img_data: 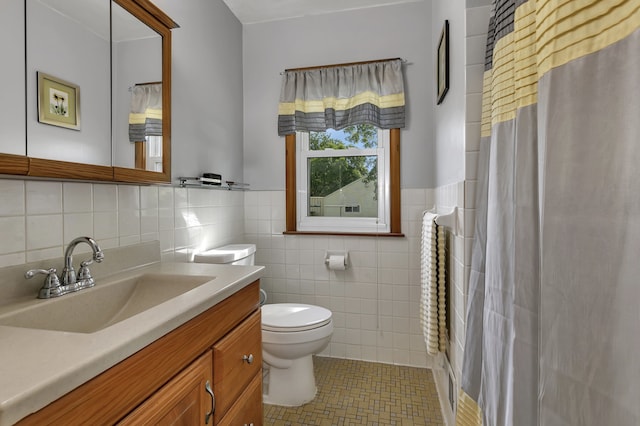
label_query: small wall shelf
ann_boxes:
[177,177,250,191]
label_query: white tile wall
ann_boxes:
[0,180,245,268]
[434,181,465,377]
[26,181,62,215]
[1,178,470,377]
[244,189,436,368]
[0,180,25,216]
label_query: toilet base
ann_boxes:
[263,355,317,406]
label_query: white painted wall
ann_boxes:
[242,2,434,190]
[152,0,245,183]
[431,0,467,187]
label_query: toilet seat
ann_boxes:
[262,303,332,332]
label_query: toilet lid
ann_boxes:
[262,303,332,332]
[193,244,255,264]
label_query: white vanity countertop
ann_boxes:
[0,262,264,426]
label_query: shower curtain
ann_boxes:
[458,1,640,425]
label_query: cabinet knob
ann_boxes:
[242,354,254,364]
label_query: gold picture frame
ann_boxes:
[436,20,449,105]
[37,72,81,130]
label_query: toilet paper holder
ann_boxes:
[324,250,349,269]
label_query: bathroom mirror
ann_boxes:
[0,0,26,159]
[110,0,176,182]
[111,0,164,174]
[0,0,177,182]
[26,0,112,167]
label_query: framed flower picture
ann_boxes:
[37,72,81,130]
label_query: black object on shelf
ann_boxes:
[201,173,222,185]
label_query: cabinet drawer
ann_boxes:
[213,309,262,423]
[217,373,263,426]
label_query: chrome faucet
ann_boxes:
[25,237,104,299]
[61,236,104,286]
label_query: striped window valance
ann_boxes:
[129,83,162,143]
[278,59,406,136]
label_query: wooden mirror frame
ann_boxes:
[0,0,178,184]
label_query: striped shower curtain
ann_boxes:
[458,1,640,425]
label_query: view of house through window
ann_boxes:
[298,124,390,233]
[146,135,163,172]
[308,125,379,218]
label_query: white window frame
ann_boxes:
[296,128,390,233]
[146,135,163,172]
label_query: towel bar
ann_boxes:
[423,207,458,235]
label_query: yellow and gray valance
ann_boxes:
[129,83,162,142]
[277,59,405,135]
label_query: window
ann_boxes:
[134,136,163,172]
[286,128,401,235]
[298,125,388,232]
[279,59,405,235]
[146,136,163,172]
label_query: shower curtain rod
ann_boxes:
[282,57,408,74]
[128,81,162,92]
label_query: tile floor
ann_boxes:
[264,357,444,425]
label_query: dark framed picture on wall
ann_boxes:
[436,20,449,105]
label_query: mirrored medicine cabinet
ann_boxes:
[0,0,178,183]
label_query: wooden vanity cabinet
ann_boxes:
[118,351,213,425]
[17,281,263,426]
[212,309,263,424]
[217,373,263,426]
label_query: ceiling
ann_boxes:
[222,0,425,24]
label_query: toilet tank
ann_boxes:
[193,244,256,265]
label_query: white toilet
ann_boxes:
[193,244,334,407]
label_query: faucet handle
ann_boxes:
[25,268,62,298]
[77,260,96,287]
[25,268,60,285]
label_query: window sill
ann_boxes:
[283,231,405,238]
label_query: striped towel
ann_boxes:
[420,212,447,355]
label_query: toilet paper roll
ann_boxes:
[328,255,346,270]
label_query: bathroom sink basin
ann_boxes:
[0,273,215,334]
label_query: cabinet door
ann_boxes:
[212,310,262,423]
[217,373,263,426]
[119,351,214,425]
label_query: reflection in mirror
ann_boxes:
[26,0,111,166]
[111,1,162,172]
[0,0,26,156]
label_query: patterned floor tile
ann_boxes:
[264,357,444,425]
